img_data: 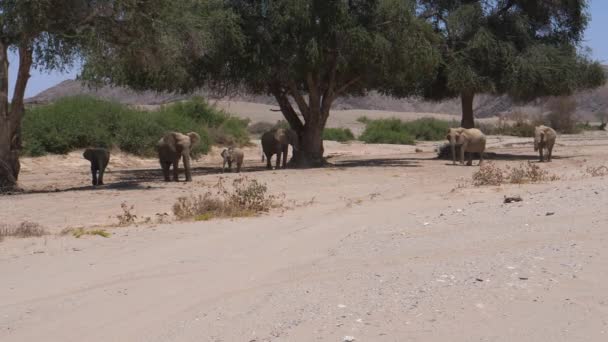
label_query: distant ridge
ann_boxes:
[26,71,608,120]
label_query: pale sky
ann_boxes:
[7,1,608,99]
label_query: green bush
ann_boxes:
[21,96,248,157]
[323,128,355,142]
[359,118,451,145]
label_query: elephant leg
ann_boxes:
[227,161,232,173]
[183,155,193,182]
[237,161,241,173]
[467,152,473,166]
[275,151,281,170]
[265,153,272,169]
[172,159,180,181]
[460,144,466,165]
[282,145,288,168]
[90,165,98,186]
[98,165,105,185]
[548,146,553,162]
[539,146,544,162]
[160,161,171,182]
[478,151,484,166]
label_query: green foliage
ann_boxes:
[323,128,355,142]
[21,96,248,156]
[359,118,452,145]
[420,0,606,124]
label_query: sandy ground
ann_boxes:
[1,123,608,341]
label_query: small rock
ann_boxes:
[72,248,82,252]
[343,336,356,342]
[546,212,555,216]
[415,148,423,153]
[475,278,484,282]
[337,304,347,309]
[504,196,523,204]
[519,277,529,280]
[423,222,430,226]
[33,250,45,254]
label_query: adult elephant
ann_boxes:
[157,131,200,182]
[446,127,486,166]
[261,128,299,169]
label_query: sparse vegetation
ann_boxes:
[173,177,282,221]
[477,112,541,138]
[116,202,138,226]
[0,222,48,240]
[472,162,505,186]
[473,162,559,186]
[585,165,608,177]
[22,96,249,157]
[323,128,355,142]
[247,120,290,136]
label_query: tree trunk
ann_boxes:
[291,121,325,168]
[460,92,475,129]
[0,43,32,190]
[0,41,17,190]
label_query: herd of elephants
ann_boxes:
[81,124,558,187]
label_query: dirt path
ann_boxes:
[1,131,608,341]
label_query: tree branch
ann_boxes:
[269,82,304,131]
[287,79,310,122]
[335,77,361,97]
[306,72,321,115]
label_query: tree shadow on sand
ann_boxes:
[328,157,422,168]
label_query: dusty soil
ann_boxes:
[1,125,608,341]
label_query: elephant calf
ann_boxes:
[534,125,557,162]
[157,131,200,182]
[83,148,110,186]
[446,127,486,166]
[221,147,244,173]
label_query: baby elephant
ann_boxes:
[221,147,244,173]
[83,148,110,186]
[534,125,557,162]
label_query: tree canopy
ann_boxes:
[419,0,606,128]
[82,0,442,166]
[0,0,172,188]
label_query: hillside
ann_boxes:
[25,77,608,121]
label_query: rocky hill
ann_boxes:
[26,75,608,120]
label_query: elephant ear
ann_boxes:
[220,149,227,158]
[83,149,92,161]
[160,132,179,152]
[274,129,289,145]
[187,132,201,146]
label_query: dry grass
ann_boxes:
[472,162,505,186]
[61,227,111,238]
[585,165,608,177]
[0,222,48,240]
[116,202,137,226]
[473,162,559,186]
[173,177,283,221]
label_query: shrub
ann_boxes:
[472,162,504,186]
[546,97,580,134]
[472,162,559,186]
[359,118,415,144]
[323,128,355,142]
[173,177,282,221]
[62,227,111,238]
[359,118,451,145]
[21,96,248,157]
[506,162,559,184]
[0,222,47,240]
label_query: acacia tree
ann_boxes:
[82,0,441,167]
[0,0,182,189]
[419,0,606,128]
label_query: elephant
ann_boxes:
[534,125,557,162]
[83,148,110,186]
[220,147,244,173]
[261,128,299,169]
[446,127,486,166]
[157,131,200,182]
